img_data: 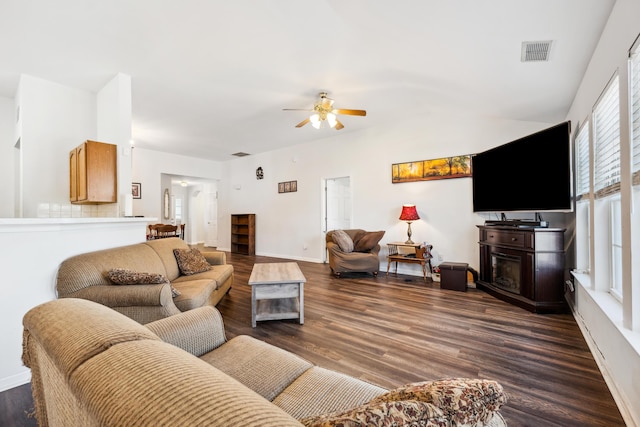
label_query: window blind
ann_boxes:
[575,121,590,199]
[593,74,621,198]
[631,37,640,185]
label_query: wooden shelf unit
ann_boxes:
[231,214,255,255]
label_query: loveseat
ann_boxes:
[22,298,508,426]
[56,237,233,324]
[326,229,385,277]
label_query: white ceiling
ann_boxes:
[0,0,615,161]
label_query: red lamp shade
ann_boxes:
[399,204,420,221]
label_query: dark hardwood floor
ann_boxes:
[1,251,625,426]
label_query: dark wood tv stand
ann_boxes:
[476,225,568,313]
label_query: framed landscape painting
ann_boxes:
[392,154,472,183]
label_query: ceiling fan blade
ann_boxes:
[334,119,344,130]
[333,108,367,116]
[283,108,313,112]
[295,117,311,128]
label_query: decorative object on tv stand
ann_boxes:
[399,204,419,244]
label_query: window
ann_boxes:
[594,74,621,198]
[576,121,591,199]
[575,121,591,272]
[610,197,623,300]
[593,73,622,297]
[631,36,640,185]
[174,198,182,222]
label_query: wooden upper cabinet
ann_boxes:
[69,140,117,204]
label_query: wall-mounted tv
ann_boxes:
[471,121,572,213]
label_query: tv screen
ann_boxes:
[472,121,572,213]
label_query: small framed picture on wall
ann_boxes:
[132,183,142,199]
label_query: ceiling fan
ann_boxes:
[283,92,366,130]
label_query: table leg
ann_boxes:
[251,286,257,328]
[299,282,304,324]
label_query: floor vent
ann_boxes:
[521,40,553,62]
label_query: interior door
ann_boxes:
[324,177,351,261]
[204,186,218,247]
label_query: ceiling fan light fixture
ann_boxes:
[310,113,321,129]
[284,92,366,130]
[327,113,337,128]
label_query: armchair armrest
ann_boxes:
[65,283,176,308]
[202,251,226,265]
[145,306,227,356]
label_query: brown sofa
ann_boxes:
[56,237,233,324]
[326,229,384,277]
[22,298,508,427]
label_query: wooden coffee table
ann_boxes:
[248,262,306,327]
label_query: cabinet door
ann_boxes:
[85,141,116,202]
[69,148,78,201]
[77,142,88,201]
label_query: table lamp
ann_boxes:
[399,204,420,244]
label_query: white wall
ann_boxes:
[0,96,14,217]
[131,147,223,222]
[223,112,555,275]
[97,73,133,216]
[17,75,96,217]
[564,0,640,425]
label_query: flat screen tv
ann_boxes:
[472,121,572,213]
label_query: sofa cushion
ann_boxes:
[172,279,219,311]
[299,399,447,427]
[173,248,212,275]
[331,230,354,253]
[353,231,385,252]
[57,244,169,296]
[370,378,507,426]
[69,339,304,427]
[172,264,233,290]
[144,238,191,281]
[201,335,313,402]
[22,299,161,378]
[273,367,385,420]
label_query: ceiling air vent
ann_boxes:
[521,40,553,62]
[232,152,250,157]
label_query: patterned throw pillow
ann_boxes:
[173,248,212,275]
[107,268,180,297]
[300,399,448,427]
[331,230,354,253]
[108,268,167,285]
[353,230,385,252]
[369,378,507,426]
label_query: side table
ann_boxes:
[386,242,433,282]
[248,262,306,327]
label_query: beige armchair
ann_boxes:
[326,229,385,277]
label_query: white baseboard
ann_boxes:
[0,370,31,393]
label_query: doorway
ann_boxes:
[323,176,352,262]
[164,174,218,245]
